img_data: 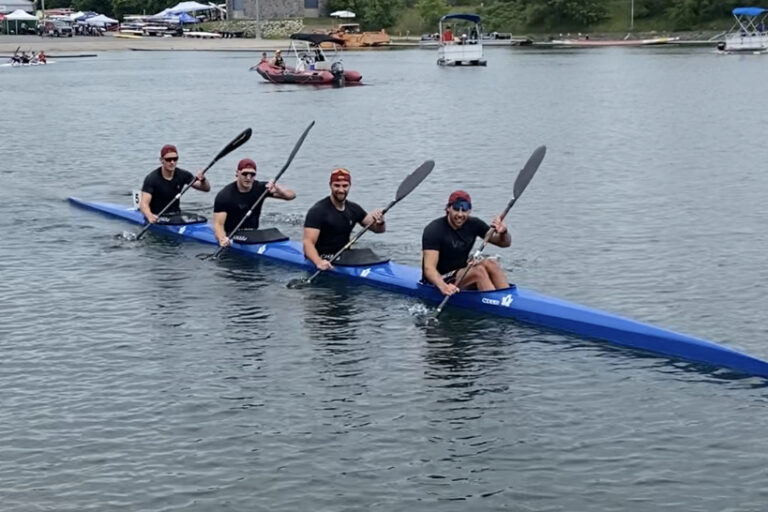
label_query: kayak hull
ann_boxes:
[68,197,768,379]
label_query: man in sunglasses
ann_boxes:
[422,190,511,296]
[212,158,296,247]
[303,167,385,271]
[139,144,211,224]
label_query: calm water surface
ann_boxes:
[2,46,768,511]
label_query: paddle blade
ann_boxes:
[395,160,435,202]
[212,127,252,163]
[275,120,315,179]
[512,145,546,201]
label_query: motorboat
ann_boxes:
[326,23,390,48]
[717,7,768,53]
[251,33,362,86]
[437,13,487,66]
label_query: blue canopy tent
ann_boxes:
[172,11,199,24]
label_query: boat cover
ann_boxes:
[733,7,767,16]
[440,13,482,24]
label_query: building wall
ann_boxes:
[228,0,329,20]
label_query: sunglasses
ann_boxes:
[240,172,256,178]
[450,200,472,212]
[163,156,179,162]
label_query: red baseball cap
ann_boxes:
[237,158,257,171]
[160,144,177,157]
[330,167,351,183]
[447,190,471,205]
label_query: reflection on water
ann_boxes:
[4,48,768,511]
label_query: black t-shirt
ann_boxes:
[422,216,490,275]
[213,181,273,233]
[141,167,195,214]
[304,197,367,255]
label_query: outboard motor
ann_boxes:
[331,61,345,87]
[716,41,726,52]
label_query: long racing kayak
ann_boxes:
[69,197,768,379]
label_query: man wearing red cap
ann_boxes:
[421,190,511,295]
[139,144,210,224]
[212,158,296,247]
[303,168,385,271]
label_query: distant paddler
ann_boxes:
[422,190,511,296]
[213,158,296,247]
[303,167,385,271]
[139,144,211,224]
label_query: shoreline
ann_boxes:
[0,34,293,53]
[1,29,723,54]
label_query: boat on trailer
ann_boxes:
[68,197,768,379]
[437,13,487,66]
[717,7,768,53]
[251,33,362,86]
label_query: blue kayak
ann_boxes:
[68,197,768,379]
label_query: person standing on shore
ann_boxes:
[139,144,210,224]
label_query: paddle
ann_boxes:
[301,159,435,285]
[135,127,252,240]
[209,120,316,259]
[434,145,546,318]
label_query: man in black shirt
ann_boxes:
[139,144,211,223]
[212,158,296,247]
[422,190,511,296]
[303,167,385,271]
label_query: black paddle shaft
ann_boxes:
[212,121,316,259]
[434,145,546,318]
[305,159,435,283]
[135,128,252,240]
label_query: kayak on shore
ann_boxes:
[68,197,768,379]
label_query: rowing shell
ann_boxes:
[68,197,768,379]
[1,60,56,68]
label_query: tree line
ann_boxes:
[333,0,768,32]
[40,0,768,31]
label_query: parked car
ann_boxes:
[39,20,73,37]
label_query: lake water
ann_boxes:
[2,46,768,511]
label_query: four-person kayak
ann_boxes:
[68,197,768,379]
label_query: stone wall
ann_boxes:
[228,0,330,20]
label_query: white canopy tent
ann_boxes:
[4,8,37,34]
[168,1,214,12]
[85,14,117,26]
[330,10,355,18]
[68,11,85,20]
[5,8,36,19]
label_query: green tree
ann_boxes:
[523,0,608,29]
[327,0,403,29]
[416,0,447,30]
[72,0,114,15]
[633,0,668,19]
[666,0,738,29]
[479,1,521,32]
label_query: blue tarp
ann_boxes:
[172,11,198,23]
[733,7,767,16]
[440,13,481,24]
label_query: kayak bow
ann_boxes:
[68,197,768,379]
